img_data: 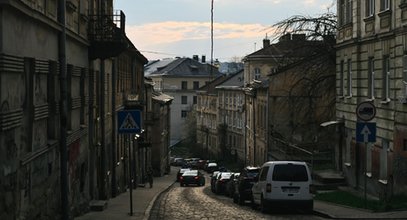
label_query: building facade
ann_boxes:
[148,57,221,145]
[0,0,149,219]
[336,0,407,197]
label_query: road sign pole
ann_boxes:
[364,142,367,209]
[128,134,133,216]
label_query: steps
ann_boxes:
[89,200,108,211]
[312,170,347,191]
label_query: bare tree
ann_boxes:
[267,11,337,163]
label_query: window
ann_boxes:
[193,81,199,90]
[193,96,197,104]
[382,56,390,102]
[380,139,389,181]
[259,166,269,181]
[181,96,187,104]
[403,139,407,151]
[347,59,353,97]
[272,164,309,182]
[340,60,345,97]
[366,0,375,17]
[339,0,352,25]
[380,0,390,11]
[181,81,187,90]
[254,68,261,80]
[181,110,188,118]
[368,57,375,99]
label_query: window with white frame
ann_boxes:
[339,0,353,26]
[382,56,390,102]
[340,60,345,97]
[368,57,375,99]
[254,68,261,80]
[347,59,353,97]
[380,139,389,181]
[345,128,352,166]
[380,0,390,11]
[366,0,375,17]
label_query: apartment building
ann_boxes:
[337,0,407,198]
[0,1,149,219]
[148,57,221,145]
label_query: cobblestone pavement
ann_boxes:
[149,179,326,220]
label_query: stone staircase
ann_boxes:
[312,169,347,191]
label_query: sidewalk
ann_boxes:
[314,200,407,219]
[75,166,407,219]
[74,167,177,220]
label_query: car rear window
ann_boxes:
[272,164,308,182]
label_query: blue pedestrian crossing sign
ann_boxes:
[118,110,142,134]
[356,122,376,143]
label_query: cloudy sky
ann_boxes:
[113,0,335,62]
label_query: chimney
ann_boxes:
[201,55,206,63]
[279,33,291,42]
[263,38,270,48]
[193,55,199,61]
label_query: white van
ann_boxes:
[251,161,313,213]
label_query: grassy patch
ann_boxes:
[315,190,407,212]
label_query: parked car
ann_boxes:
[210,171,221,192]
[233,166,260,205]
[214,172,233,194]
[206,162,219,173]
[172,158,187,167]
[179,170,205,187]
[195,159,207,170]
[251,161,313,213]
[226,172,240,197]
[176,168,191,182]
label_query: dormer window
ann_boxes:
[254,68,261,80]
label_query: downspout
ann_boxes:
[111,58,117,197]
[99,60,107,199]
[58,0,69,219]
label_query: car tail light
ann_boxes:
[180,177,184,180]
[266,183,272,192]
[194,176,199,180]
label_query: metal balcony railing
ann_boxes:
[88,10,128,59]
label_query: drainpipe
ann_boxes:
[58,0,69,219]
[111,59,117,197]
[99,60,107,199]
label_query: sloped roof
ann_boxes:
[246,38,324,60]
[197,74,229,94]
[215,69,244,89]
[148,57,221,77]
[144,58,176,76]
[152,91,173,103]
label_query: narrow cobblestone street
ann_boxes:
[149,176,325,220]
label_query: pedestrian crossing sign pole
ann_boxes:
[117,109,142,216]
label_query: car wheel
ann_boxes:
[250,197,256,210]
[233,194,238,203]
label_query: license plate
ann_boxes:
[282,187,299,193]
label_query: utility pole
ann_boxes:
[58,0,69,219]
[210,0,214,80]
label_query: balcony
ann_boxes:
[88,10,128,60]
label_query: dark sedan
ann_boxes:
[180,170,205,187]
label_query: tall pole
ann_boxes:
[58,0,69,219]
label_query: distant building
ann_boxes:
[147,57,221,145]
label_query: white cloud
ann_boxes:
[126,21,270,48]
